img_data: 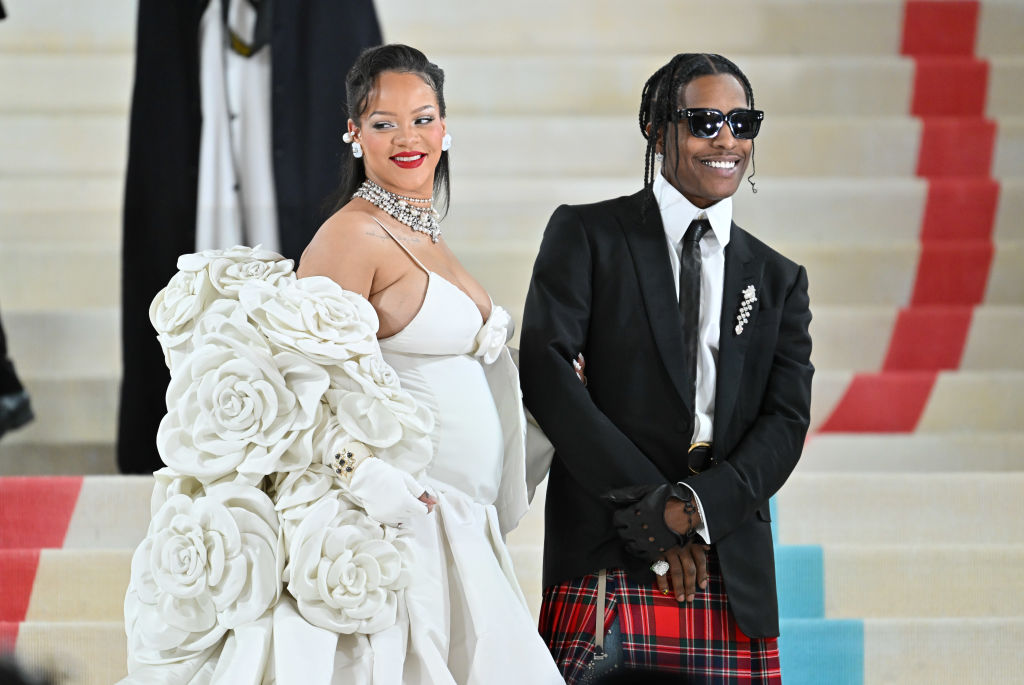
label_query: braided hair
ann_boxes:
[331,44,451,215]
[639,53,757,193]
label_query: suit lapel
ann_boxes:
[715,224,763,440]
[618,189,693,416]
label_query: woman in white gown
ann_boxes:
[121,44,563,683]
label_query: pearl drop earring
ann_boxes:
[343,130,362,158]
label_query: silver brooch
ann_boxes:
[734,284,757,335]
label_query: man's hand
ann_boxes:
[653,541,710,603]
[664,495,702,537]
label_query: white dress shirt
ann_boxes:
[652,172,733,543]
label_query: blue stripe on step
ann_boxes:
[770,495,778,543]
[779,618,864,685]
[776,545,824,618]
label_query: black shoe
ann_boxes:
[0,390,34,441]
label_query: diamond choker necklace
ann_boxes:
[353,179,441,243]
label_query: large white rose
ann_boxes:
[176,245,291,285]
[238,277,380,366]
[285,494,410,635]
[157,324,330,484]
[271,460,350,543]
[150,269,217,369]
[125,483,281,664]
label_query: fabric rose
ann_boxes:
[285,494,411,635]
[321,381,434,477]
[125,483,281,664]
[150,269,217,369]
[271,460,350,542]
[176,244,293,296]
[157,320,330,484]
[239,276,380,367]
[472,305,513,364]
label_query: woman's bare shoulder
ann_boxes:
[300,206,387,267]
[298,205,389,293]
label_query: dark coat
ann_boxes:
[118,0,381,473]
[519,187,813,638]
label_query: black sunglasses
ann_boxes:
[674,108,764,140]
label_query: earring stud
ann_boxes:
[441,133,452,152]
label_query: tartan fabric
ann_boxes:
[539,549,781,684]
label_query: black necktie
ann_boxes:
[679,218,710,439]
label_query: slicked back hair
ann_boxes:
[639,53,756,191]
[331,44,450,215]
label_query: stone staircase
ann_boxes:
[1,0,1023,683]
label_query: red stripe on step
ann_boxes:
[911,58,988,116]
[883,307,974,370]
[0,477,83,549]
[910,241,993,305]
[920,178,999,241]
[916,119,995,177]
[0,621,19,651]
[820,373,937,432]
[901,1,979,56]
[0,549,40,622]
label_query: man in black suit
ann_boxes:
[520,53,813,683]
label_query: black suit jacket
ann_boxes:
[520,187,813,638]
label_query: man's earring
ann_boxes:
[343,131,363,158]
[441,133,452,152]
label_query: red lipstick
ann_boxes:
[390,151,427,169]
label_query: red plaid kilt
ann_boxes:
[539,549,781,684]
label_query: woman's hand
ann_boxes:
[348,458,433,525]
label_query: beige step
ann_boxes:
[0,0,135,52]
[810,370,1024,434]
[862,618,1024,685]
[824,545,1024,619]
[0,377,119,445]
[3,309,119,379]
[9,621,128,685]
[0,443,117,476]
[2,52,1020,124]
[379,0,907,56]
[799,433,1024,472]
[0,53,131,114]
[2,0,1022,59]
[776,473,1024,544]
[810,305,1024,372]
[0,243,119,311]
[15,549,131,623]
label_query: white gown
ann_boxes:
[364,234,564,682]
[121,242,563,684]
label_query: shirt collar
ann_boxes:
[652,172,732,249]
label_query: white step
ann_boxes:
[776,473,1024,545]
[799,433,1024,472]
[862,618,1024,685]
[2,0,1022,59]
[810,370,1024,434]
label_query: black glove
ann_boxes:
[603,483,696,562]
